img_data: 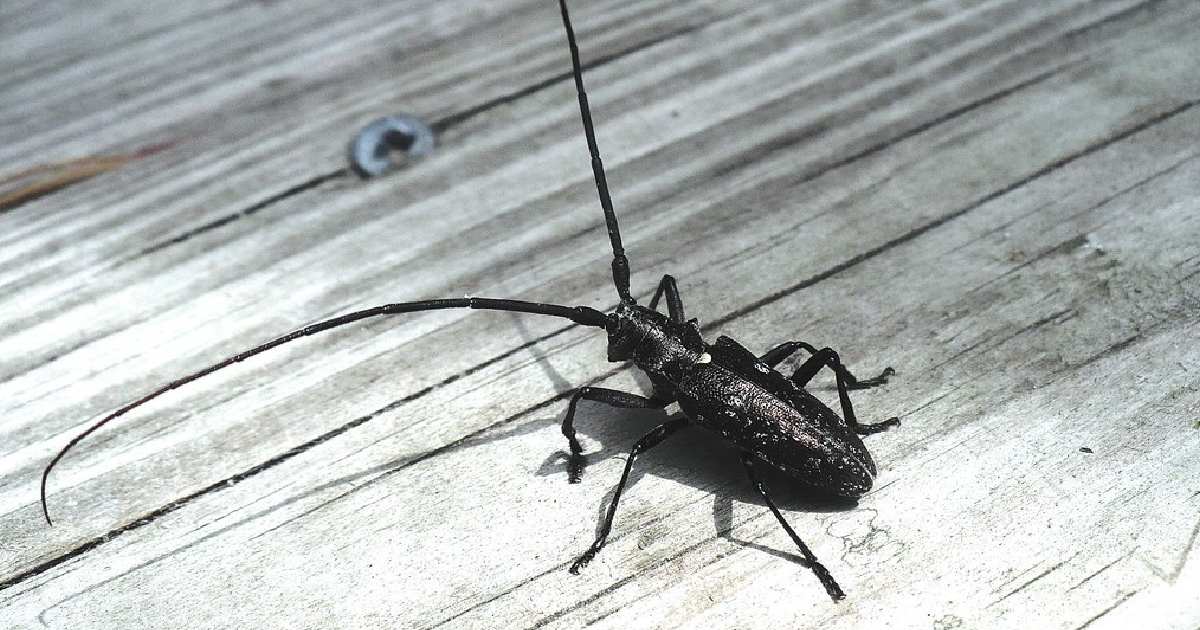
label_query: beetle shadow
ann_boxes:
[503,315,862,560]
[529,407,860,560]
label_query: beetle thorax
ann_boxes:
[605,303,705,373]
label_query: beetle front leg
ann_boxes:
[561,387,671,483]
[647,274,685,322]
[792,347,899,435]
[570,416,689,574]
[739,452,845,601]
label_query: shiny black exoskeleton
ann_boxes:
[39,0,899,603]
[604,300,889,498]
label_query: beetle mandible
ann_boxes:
[40,0,900,601]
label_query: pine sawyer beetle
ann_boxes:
[40,0,900,601]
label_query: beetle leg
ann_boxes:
[760,344,897,434]
[758,340,819,369]
[561,387,672,483]
[569,416,689,574]
[762,341,893,390]
[739,452,845,601]
[790,346,894,391]
[792,348,899,435]
[647,274,685,322]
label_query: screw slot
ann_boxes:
[348,114,435,178]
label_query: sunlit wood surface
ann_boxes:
[2,1,1199,628]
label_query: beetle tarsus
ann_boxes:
[567,452,587,484]
[856,416,901,435]
[568,549,595,574]
[847,366,896,390]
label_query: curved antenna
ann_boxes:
[40,297,607,525]
[557,0,634,304]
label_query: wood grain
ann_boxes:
[2,0,1199,628]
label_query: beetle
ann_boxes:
[40,0,900,601]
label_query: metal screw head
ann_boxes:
[348,114,436,178]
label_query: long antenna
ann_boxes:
[557,0,634,304]
[40,298,607,525]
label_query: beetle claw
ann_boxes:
[849,366,896,390]
[567,452,587,484]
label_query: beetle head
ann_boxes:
[603,302,705,370]
[604,304,644,362]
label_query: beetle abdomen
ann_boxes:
[673,346,876,498]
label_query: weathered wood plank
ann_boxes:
[2,0,1198,628]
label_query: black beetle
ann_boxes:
[41,0,899,601]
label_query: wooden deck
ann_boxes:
[3,1,1199,628]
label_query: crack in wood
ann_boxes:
[712,99,1197,331]
[133,169,350,257]
[523,532,747,630]
[0,323,576,593]
[432,21,717,134]
[960,308,1076,370]
[1057,0,1168,45]
[421,480,722,630]
[991,552,1079,605]
[703,0,1176,194]
[127,20,719,262]
[1071,590,1137,630]
[984,234,1091,289]
[1071,334,1142,371]
[1066,550,1132,592]
[708,64,1069,192]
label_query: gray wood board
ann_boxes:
[2,0,1199,628]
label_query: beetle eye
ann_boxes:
[604,318,639,362]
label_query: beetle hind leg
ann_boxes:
[761,341,894,390]
[792,346,894,392]
[739,452,845,601]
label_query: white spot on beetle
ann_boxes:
[696,353,711,364]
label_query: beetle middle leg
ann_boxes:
[739,452,845,600]
[570,416,689,573]
[561,387,672,483]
